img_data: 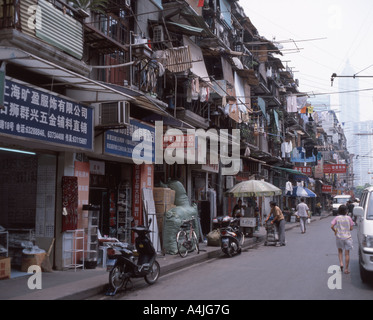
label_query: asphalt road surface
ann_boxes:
[106,216,373,301]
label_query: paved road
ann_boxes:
[101,216,373,301]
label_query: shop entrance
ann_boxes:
[89,188,110,237]
[0,150,56,272]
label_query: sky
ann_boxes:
[240,0,373,122]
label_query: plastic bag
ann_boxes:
[160,180,199,254]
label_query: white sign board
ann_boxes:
[240,217,256,227]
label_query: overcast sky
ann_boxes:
[240,0,373,122]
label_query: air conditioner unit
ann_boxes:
[153,25,164,43]
[97,101,130,128]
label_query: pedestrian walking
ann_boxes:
[265,201,286,246]
[296,198,310,234]
[347,200,354,217]
[331,205,354,274]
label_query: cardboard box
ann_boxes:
[153,188,175,205]
[21,253,46,272]
[0,257,11,280]
[155,203,176,214]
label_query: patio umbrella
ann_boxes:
[225,180,282,197]
[292,186,316,198]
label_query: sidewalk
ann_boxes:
[0,212,331,300]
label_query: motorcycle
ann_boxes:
[106,219,160,296]
[213,216,244,257]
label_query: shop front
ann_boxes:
[0,77,94,274]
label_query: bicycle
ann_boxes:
[176,216,200,258]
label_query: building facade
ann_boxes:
[0,0,351,271]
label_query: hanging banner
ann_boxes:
[324,164,347,174]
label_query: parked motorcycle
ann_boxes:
[213,216,245,257]
[106,219,160,296]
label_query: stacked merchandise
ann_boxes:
[153,188,176,249]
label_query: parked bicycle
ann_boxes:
[176,216,200,258]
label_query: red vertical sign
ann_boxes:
[132,164,154,227]
[133,165,142,226]
[74,161,90,229]
[132,164,154,243]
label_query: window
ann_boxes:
[367,192,373,220]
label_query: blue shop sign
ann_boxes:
[1,79,93,150]
[104,119,155,163]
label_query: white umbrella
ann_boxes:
[292,186,316,198]
[225,180,282,197]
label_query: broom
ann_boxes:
[41,238,55,272]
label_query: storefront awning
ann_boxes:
[0,46,135,104]
[273,166,307,176]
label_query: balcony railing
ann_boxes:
[1,0,84,60]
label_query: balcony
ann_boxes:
[83,12,130,54]
[0,0,88,75]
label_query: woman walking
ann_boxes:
[331,205,354,274]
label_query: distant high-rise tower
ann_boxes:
[338,60,360,153]
[353,121,373,186]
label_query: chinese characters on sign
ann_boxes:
[1,79,93,150]
[322,185,332,193]
[105,119,155,162]
[323,164,347,174]
[294,166,312,176]
[132,164,154,231]
[163,133,195,149]
[74,161,90,229]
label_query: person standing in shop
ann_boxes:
[297,198,310,234]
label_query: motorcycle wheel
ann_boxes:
[144,260,160,285]
[109,264,127,291]
[223,242,234,257]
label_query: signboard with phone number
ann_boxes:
[1,79,93,150]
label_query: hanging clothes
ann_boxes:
[281,140,293,158]
[286,94,297,113]
[285,181,293,195]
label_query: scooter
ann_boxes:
[106,219,160,296]
[213,216,245,257]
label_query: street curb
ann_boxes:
[57,214,332,300]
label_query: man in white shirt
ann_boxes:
[296,198,310,234]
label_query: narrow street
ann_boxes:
[104,217,372,301]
